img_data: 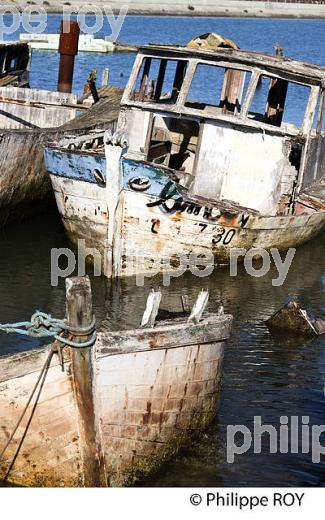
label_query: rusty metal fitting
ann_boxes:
[58,20,80,56]
[57,21,80,93]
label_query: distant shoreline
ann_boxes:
[2,1,325,19]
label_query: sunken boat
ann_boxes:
[266,300,325,336]
[45,38,325,278]
[0,277,232,487]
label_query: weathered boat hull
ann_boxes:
[0,88,78,226]
[0,348,82,487]
[44,40,325,277]
[0,131,54,226]
[45,149,325,278]
[95,321,228,486]
[0,314,231,487]
[266,300,325,336]
[0,86,122,227]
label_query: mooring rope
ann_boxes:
[0,311,97,348]
[0,312,97,481]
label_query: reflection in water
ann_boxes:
[0,212,324,486]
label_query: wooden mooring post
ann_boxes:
[65,276,104,487]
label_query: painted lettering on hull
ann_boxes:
[147,197,249,242]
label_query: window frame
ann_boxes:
[123,52,318,138]
[5,50,19,73]
[315,89,325,136]
[0,50,7,75]
[144,111,201,176]
[127,54,190,107]
[245,70,316,133]
[182,60,253,117]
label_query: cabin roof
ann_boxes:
[139,44,325,83]
[0,41,29,49]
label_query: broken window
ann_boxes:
[248,75,311,129]
[147,115,199,178]
[185,63,251,115]
[132,57,188,103]
[10,58,17,70]
[5,50,18,73]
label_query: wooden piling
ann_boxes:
[65,276,103,487]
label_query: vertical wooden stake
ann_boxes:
[105,131,127,279]
[141,289,162,328]
[188,290,209,324]
[66,276,103,487]
[102,68,110,87]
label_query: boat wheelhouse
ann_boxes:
[121,44,325,214]
[0,41,30,88]
[45,42,325,278]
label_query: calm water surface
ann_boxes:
[1,16,325,486]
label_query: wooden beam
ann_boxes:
[66,276,104,487]
[139,57,152,101]
[154,59,167,101]
[221,69,245,114]
[141,290,162,328]
[0,96,89,111]
[96,314,233,358]
[266,78,288,126]
[188,290,209,324]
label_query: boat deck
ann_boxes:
[302,177,325,202]
[299,177,325,209]
[61,86,123,133]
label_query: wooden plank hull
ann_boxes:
[0,131,53,226]
[0,348,82,487]
[96,342,223,486]
[0,88,78,227]
[0,86,122,227]
[266,300,325,336]
[46,149,325,277]
[0,315,232,487]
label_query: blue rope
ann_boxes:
[0,311,96,349]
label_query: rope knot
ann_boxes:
[0,312,96,348]
[27,311,66,338]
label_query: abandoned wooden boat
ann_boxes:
[44,43,325,278]
[0,37,79,225]
[0,277,232,487]
[0,87,79,225]
[0,21,123,226]
[0,84,122,226]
